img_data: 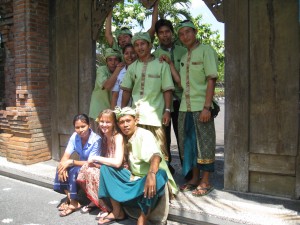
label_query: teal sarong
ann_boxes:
[98,165,168,214]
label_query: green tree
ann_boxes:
[97,0,225,83]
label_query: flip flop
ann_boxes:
[80,204,97,214]
[192,186,214,197]
[59,206,81,217]
[57,201,69,211]
[95,211,109,220]
[97,214,127,225]
[179,183,197,192]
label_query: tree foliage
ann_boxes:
[97,0,224,81]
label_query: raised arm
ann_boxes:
[105,10,114,47]
[147,0,159,40]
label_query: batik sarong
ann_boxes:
[178,111,216,176]
[77,163,110,212]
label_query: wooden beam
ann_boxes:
[203,0,224,23]
[224,0,249,192]
[92,0,122,40]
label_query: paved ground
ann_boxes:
[1,99,300,225]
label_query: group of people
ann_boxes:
[53,1,219,224]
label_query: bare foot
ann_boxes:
[137,213,147,225]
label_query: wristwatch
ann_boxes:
[203,105,212,111]
[165,108,171,112]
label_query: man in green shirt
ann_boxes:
[121,32,174,160]
[98,107,178,225]
[177,20,218,197]
[153,19,187,174]
[89,48,122,120]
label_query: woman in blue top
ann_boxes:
[53,114,101,217]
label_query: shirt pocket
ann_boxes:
[148,74,161,78]
[192,61,203,65]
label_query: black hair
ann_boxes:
[155,19,174,34]
[73,114,90,126]
[120,27,133,38]
[122,43,134,54]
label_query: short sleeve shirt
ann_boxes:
[128,127,178,194]
[179,44,218,112]
[89,66,112,119]
[153,45,187,101]
[112,67,129,107]
[65,129,101,160]
[120,57,174,126]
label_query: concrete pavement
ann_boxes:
[0,99,299,225]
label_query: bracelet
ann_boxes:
[71,159,74,166]
[165,108,171,113]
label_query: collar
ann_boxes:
[138,55,155,63]
[188,40,200,52]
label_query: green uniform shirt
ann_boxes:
[179,43,218,112]
[89,66,112,119]
[121,57,174,126]
[128,127,178,195]
[153,45,187,100]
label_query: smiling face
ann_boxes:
[133,39,152,61]
[117,115,137,138]
[98,113,114,136]
[123,46,137,65]
[157,25,173,47]
[178,27,197,49]
[74,119,90,139]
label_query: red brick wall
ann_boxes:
[0,0,51,164]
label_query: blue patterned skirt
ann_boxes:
[53,166,81,200]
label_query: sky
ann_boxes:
[139,0,224,40]
[190,0,224,40]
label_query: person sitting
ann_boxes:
[76,109,128,221]
[97,107,178,225]
[53,114,101,217]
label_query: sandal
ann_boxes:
[57,201,69,211]
[95,211,109,220]
[192,185,214,197]
[59,205,81,217]
[97,213,127,225]
[80,204,97,214]
[179,183,197,192]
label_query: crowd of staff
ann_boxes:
[53,1,219,224]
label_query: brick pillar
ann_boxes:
[3,0,51,164]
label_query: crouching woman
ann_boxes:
[53,114,101,217]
